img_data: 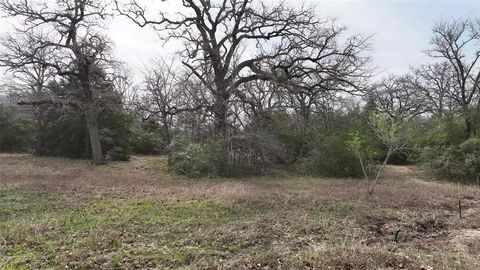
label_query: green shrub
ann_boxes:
[0,104,35,152]
[35,107,132,161]
[418,116,467,147]
[459,137,480,179]
[247,112,311,163]
[420,145,457,175]
[168,135,225,178]
[416,116,480,181]
[100,111,133,161]
[300,134,365,178]
[421,137,480,181]
[227,132,285,176]
[130,121,167,155]
[39,111,88,158]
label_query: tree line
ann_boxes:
[1,0,479,187]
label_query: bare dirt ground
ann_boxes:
[1,154,479,269]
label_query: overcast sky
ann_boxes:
[1,0,479,83]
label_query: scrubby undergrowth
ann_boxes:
[0,154,479,269]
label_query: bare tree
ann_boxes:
[411,62,458,115]
[112,65,139,113]
[0,0,113,164]
[116,0,370,137]
[136,58,205,144]
[427,18,480,135]
[232,80,285,122]
[370,75,426,122]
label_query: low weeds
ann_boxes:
[0,154,479,269]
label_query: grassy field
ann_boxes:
[0,154,479,269]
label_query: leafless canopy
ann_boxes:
[427,18,480,133]
[116,0,371,135]
[370,75,426,122]
[411,62,458,115]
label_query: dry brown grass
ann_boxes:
[1,154,479,269]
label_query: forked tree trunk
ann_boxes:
[85,106,104,165]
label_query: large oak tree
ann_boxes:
[0,0,113,164]
[117,0,370,136]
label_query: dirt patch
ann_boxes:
[381,165,417,180]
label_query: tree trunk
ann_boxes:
[211,87,230,175]
[79,64,104,165]
[161,112,171,145]
[356,153,370,183]
[368,147,393,195]
[463,106,475,137]
[213,93,229,136]
[33,108,47,156]
[466,116,473,137]
[85,106,104,165]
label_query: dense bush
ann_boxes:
[100,112,133,161]
[168,131,285,178]
[39,111,88,158]
[418,117,480,181]
[227,132,285,176]
[418,116,467,147]
[417,117,480,180]
[301,133,367,178]
[246,109,377,178]
[0,104,35,152]
[130,120,167,155]
[246,112,323,164]
[0,100,155,161]
[168,135,225,178]
[421,139,480,181]
[459,138,480,179]
[31,107,133,161]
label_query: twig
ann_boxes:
[458,198,462,219]
[394,229,401,243]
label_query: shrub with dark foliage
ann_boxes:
[0,104,35,152]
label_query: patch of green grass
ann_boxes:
[0,190,264,269]
[0,187,351,268]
